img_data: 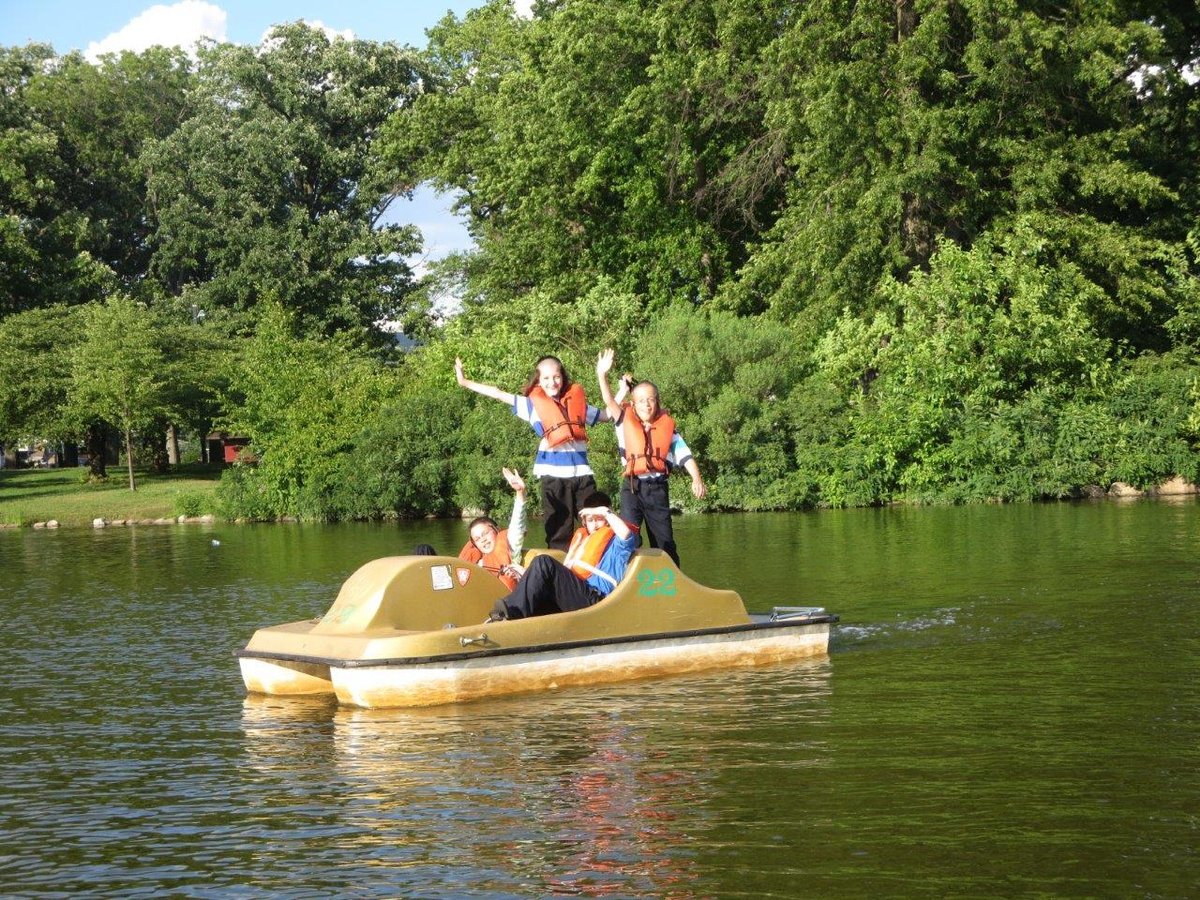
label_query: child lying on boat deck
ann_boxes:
[413,468,528,590]
[486,491,637,622]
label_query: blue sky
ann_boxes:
[0,0,501,274]
[0,1,482,53]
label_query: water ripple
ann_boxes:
[2,510,1198,898]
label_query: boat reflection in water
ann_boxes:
[239,660,832,896]
[238,550,838,709]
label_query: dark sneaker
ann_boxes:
[484,602,509,624]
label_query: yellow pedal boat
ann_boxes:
[237,549,837,708]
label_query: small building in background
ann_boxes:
[206,432,255,465]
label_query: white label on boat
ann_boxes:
[430,564,454,591]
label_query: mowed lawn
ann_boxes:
[0,464,222,527]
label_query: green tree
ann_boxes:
[1101,352,1200,488]
[803,232,1119,504]
[216,302,403,520]
[331,386,473,519]
[389,0,789,309]
[144,23,426,339]
[0,44,113,317]
[24,47,192,290]
[625,304,807,510]
[728,1,1196,344]
[70,296,167,490]
[0,305,84,444]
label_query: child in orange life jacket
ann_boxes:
[595,348,707,566]
[485,490,636,621]
[455,355,618,551]
[457,467,527,590]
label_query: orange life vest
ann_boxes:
[459,531,519,590]
[621,407,675,476]
[528,382,588,447]
[564,524,618,588]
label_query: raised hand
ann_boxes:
[596,347,615,377]
[502,467,526,494]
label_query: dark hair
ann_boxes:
[632,380,660,403]
[523,355,573,396]
[579,491,612,512]
[468,516,499,535]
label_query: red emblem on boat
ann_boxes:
[456,568,471,586]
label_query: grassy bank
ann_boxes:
[0,464,222,528]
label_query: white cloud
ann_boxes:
[84,1,227,62]
[513,0,535,19]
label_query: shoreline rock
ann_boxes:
[1150,476,1199,496]
[1107,481,1145,499]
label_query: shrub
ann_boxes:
[172,491,207,518]
[1100,353,1200,487]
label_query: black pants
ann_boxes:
[499,555,602,619]
[540,474,597,551]
[619,477,678,565]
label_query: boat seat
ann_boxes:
[523,547,564,565]
[312,555,508,635]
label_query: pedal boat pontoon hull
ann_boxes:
[238,550,836,708]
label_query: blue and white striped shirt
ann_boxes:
[513,395,606,479]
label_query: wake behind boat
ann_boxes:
[238,550,837,708]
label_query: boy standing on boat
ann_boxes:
[594,349,706,566]
[486,491,636,621]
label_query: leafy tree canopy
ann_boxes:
[387,0,790,309]
[70,295,168,490]
[0,45,114,316]
[145,23,427,340]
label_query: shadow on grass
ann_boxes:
[0,463,224,496]
[1,463,227,526]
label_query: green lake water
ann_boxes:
[1,501,1197,897]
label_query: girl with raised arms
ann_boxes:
[456,355,617,551]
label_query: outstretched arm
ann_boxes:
[594,349,624,420]
[682,458,707,499]
[455,357,516,405]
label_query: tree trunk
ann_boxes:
[86,423,108,478]
[901,193,934,275]
[894,0,932,277]
[167,424,180,466]
[895,0,915,41]
[124,428,137,491]
[143,418,170,474]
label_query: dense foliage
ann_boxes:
[144,24,426,339]
[387,0,1200,512]
[2,5,1199,516]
